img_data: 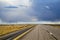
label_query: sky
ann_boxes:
[0,0,60,24]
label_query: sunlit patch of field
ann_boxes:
[0,24,35,36]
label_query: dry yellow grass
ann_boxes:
[52,25,60,28]
[0,24,35,36]
[46,24,60,28]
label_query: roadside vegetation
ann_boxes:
[45,24,60,28]
[50,24,60,28]
[0,24,35,36]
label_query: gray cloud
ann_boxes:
[0,0,60,23]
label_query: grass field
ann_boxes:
[51,25,60,28]
[45,24,60,28]
[0,24,35,36]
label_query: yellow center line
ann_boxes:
[13,28,33,40]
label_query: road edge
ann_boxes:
[13,28,33,40]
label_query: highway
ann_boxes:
[20,25,60,40]
[0,25,60,40]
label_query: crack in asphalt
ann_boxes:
[42,28,58,40]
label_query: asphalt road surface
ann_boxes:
[20,25,60,40]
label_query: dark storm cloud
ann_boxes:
[31,0,60,21]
